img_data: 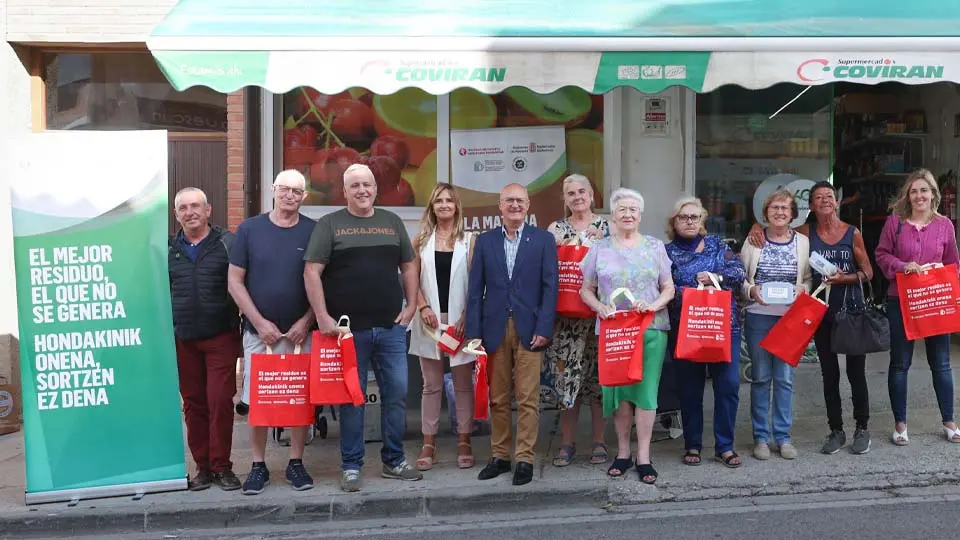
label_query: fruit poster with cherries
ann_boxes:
[5,131,187,504]
[449,125,567,231]
[279,86,605,222]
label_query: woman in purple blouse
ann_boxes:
[875,169,960,447]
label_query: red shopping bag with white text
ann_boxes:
[598,289,654,387]
[760,283,829,367]
[249,344,314,427]
[463,340,489,420]
[309,317,365,407]
[896,263,960,340]
[556,240,594,318]
[675,274,732,363]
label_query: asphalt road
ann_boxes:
[83,489,960,540]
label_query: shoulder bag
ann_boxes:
[830,273,890,355]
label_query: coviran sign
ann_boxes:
[797,57,944,83]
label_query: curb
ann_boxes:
[0,482,610,539]
[4,471,960,539]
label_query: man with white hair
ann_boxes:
[228,169,318,495]
[304,163,420,492]
[169,187,242,491]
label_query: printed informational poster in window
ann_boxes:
[450,125,567,231]
[5,131,186,504]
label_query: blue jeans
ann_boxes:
[339,324,409,471]
[671,329,741,455]
[745,312,795,445]
[887,297,954,424]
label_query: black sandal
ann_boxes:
[635,462,658,484]
[682,450,701,466]
[607,456,632,478]
[715,451,742,469]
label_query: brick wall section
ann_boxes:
[226,91,246,231]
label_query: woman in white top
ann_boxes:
[408,183,477,471]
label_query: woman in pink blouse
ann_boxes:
[875,169,960,447]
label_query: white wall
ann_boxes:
[1,0,33,337]
[6,0,178,43]
[621,87,689,242]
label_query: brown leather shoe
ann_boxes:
[213,470,242,491]
[188,470,213,491]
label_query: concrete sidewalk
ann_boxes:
[2,348,960,539]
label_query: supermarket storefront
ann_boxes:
[145,0,960,242]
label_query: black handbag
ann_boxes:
[830,274,890,355]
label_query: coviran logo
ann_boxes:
[359,60,507,83]
[796,58,944,82]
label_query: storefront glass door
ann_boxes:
[695,83,834,250]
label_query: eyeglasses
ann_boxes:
[500,197,529,205]
[276,185,305,196]
[676,214,701,223]
[769,204,792,212]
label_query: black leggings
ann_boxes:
[813,315,869,431]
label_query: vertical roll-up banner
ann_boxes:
[6,131,187,504]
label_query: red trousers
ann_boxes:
[176,330,241,473]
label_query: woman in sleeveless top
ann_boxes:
[806,181,874,455]
[544,174,610,467]
[407,184,477,470]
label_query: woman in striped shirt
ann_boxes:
[739,188,812,461]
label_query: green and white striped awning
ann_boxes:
[148,0,960,95]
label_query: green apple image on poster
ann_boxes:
[6,131,187,505]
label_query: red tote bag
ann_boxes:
[556,239,594,319]
[309,316,365,407]
[759,283,829,367]
[249,344,314,427]
[676,274,732,363]
[896,263,960,340]
[463,339,490,421]
[598,288,654,387]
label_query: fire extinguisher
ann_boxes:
[943,171,957,221]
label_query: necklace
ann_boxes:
[435,228,454,249]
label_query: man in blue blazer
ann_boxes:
[466,183,558,486]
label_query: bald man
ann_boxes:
[466,183,558,486]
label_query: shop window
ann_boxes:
[44,53,227,132]
[448,87,605,227]
[695,83,834,248]
[281,87,438,208]
[281,86,605,219]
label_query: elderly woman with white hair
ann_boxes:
[664,196,745,468]
[544,174,610,467]
[580,188,675,484]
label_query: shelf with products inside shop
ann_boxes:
[846,172,911,184]
[840,132,928,152]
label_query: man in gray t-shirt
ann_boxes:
[304,163,421,492]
